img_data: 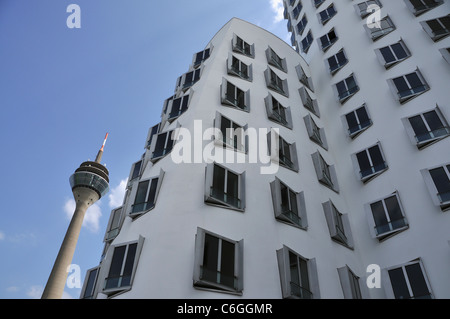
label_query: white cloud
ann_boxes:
[270,0,285,23]
[64,198,102,233]
[108,178,128,209]
[0,231,4,240]
[26,285,43,299]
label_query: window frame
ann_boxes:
[322,200,354,249]
[317,4,337,25]
[220,78,250,112]
[299,86,320,117]
[354,0,382,19]
[326,48,348,75]
[266,47,288,73]
[337,265,364,299]
[193,227,244,295]
[420,15,450,42]
[264,93,293,129]
[192,46,212,69]
[214,111,248,153]
[304,114,328,150]
[351,142,389,183]
[149,127,178,162]
[227,53,253,82]
[334,74,360,104]
[319,28,338,52]
[129,169,165,218]
[295,64,314,91]
[375,39,411,69]
[104,206,124,242]
[404,0,444,17]
[232,33,255,58]
[364,15,396,41]
[421,162,450,211]
[296,14,308,36]
[176,67,202,93]
[264,67,289,98]
[387,69,430,104]
[267,129,299,172]
[311,150,339,193]
[342,103,373,139]
[301,30,314,53]
[80,266,100,299]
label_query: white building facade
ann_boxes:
[80,0,450,299]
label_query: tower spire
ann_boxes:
[95,133,109,163]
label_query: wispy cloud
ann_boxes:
[26,285,43,299]
[64,199,102,233]
[270,0,285,23]
[108,178,128,209]
[0,231,4,241]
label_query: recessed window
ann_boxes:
[205,163,245,211]
[402,106,450,149]
[221,78,250,111]
[301,30,314,53]
[266,47,288,73]
[334,74,359,104]
[376,40,411,69]
[318,4,337,25]
[296,64,314,91]
[299,86,320,117]
[355,0,382,19]
[322,200,354,249]
[337,266,363,299]
[276,245,320,299]
[296,15,308,36]
[227,53,252,81]
[421,163,450,211]
[405,0,444,17]
[420,15,450,42]
[365,192,408,241]
[103,237,145,295]
[232,34,255,58]
[264,94,293,129]
[193,47,211,68]
[388,69,429,104]
[352,143,388,183]
[268,130,299,172]
[264,68,289,97]
[193,228,243,295]
[319,28,338,52]
[344,104,372,138]
[304,114,328,150]
[130,169,165,217]
[327,49,348,75]
[214,112,247,153]
[270,177,308,229]
[387,260,433,299]
[364,16,396,41]
[312,151,339,193]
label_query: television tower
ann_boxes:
[42,134,110,299]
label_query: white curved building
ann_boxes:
[80,0,450,299]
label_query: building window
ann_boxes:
[103,236,144,295]
[130,169,165,217]
[322,200,354,249]
[421,163,450,211]
[334,74,359,104]
[402,106,450,149]
[145,123,161,150]
[439,48,450,64]
[296,64,314,91]
[364,16,396,41]
[420,15,450,42]
[312,151,339,193]
[318,4,337,25]
[375,40,411,69]
[105,207,124,242]
[352,142,388,183]
[264,94,293,129]
[304,114,328,150]
[292,1,303,20]
[388,69,429,104]
[232,34,255,58]
[299,86,320,117]
[193,47,211,68]
[344,104,372,138]
[204,163,245,211]
[337,266,363,299]
[167,94,190,122]
[355,0,382,19]
[150,129,176,161]
[214,112,247,152]
[193,228,243,295]
[296,14,308,36]
[365,192,408,241]
[268,129,299,172]
[266,47,288,73]
[314,0,326,8]
[220,78,250,112]
[264,67,289,97]
[319,28,338,52]
[129,159,143,182]
[387,259,433,299]
[404,0,443,17]
[176,68,201,92]
[227,53,252,82]
[327,48,348,75]
[301,30,314,53]
[81,267,99,299]
[276,245,320,299]
[270,177,308,229]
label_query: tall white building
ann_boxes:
[80,1,450,299]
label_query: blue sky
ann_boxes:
[0,0,288,299]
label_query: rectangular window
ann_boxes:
[232,34,255,58]
[227,54,252,81]
[264,94,293,129]
[335,74,359,104]
[421,163,450,211]
[105,207,123,242]
[177,69,201,92]
[268,130,299,172]
[266,47,288,73]
[168,94,190,121]
[388,260,433,299]
[81,267,99,299]
[405,0,443,16]
[365,16,396,41]
[296,15,308,35]
[318,4,337,25]
[130,169,165,216]
[314,0,326,8]
[355,0,382,18]
[276,245,320,299]
[296,64,314,91]
[292,1,303,19]
[193,48,211,68]
[312,151,339,193]
[345,104,372,138]
[221,78,250,111]
[366,192,408,240]
[389,69,429,104]
[420,15,450,41]
[337,266,363,299]
[299,86,320,117]
[193,228,243,294]
[301,30,313,53]
[146,123,160,149]
[327,49,348,74]
[130,159,142,181]
[319,28,338,52]
[376,40,411,69]
[205,163,245,211]
[322,200,354,249]
[215,112,246,152]
[354,143,388,182]
[264,68,289,97]
[304,114,328,150]
[151,130,175,160]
